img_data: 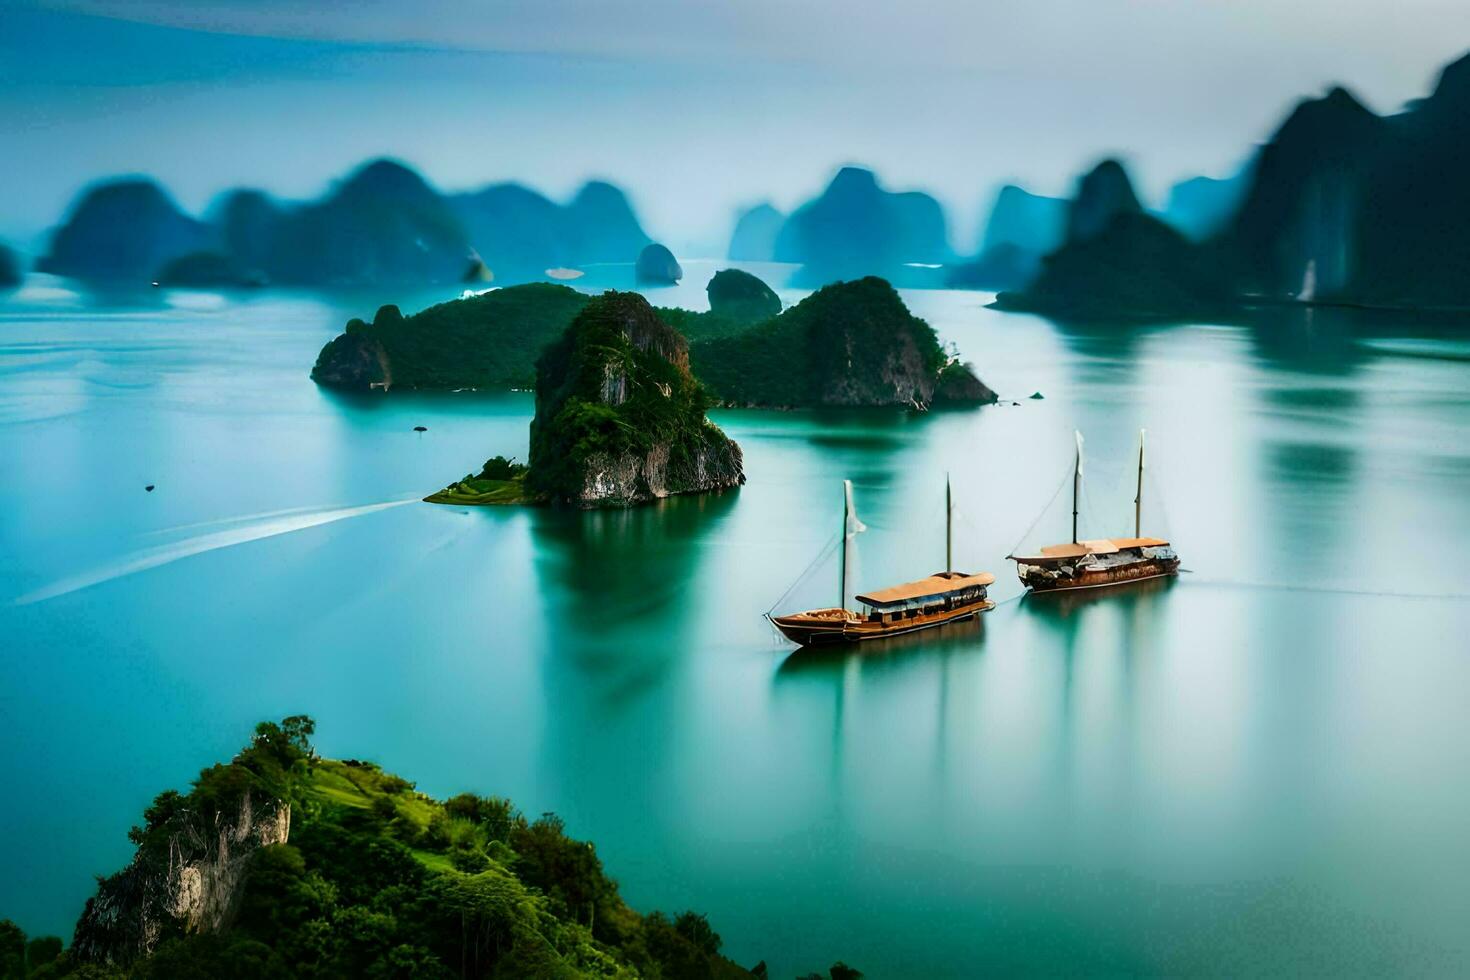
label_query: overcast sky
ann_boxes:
[3,0,1468,254]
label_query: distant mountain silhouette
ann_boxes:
[982,184,1067,255]
[34,160,654,287]
[1160,171,1249,241]
[1350,51,1470,307]
[38,179,211,281]
[1213,88,1384,299]
[0,244,20,288]
[727,203,784,261]
[995,161,1232,319]
[1066,160,1144,243]
[774,167,951,284]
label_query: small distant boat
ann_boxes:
[1008,430,1180,593]
[770,478,995,646]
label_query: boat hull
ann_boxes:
[771,601,995,647]
[1020,557,1180,593]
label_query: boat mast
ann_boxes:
[945,473,953,573]
[1072,431,1083,544]
[1134,428,1146,538]
[839,480,848,609]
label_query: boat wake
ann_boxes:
[14,497,419,605]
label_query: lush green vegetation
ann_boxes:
[1,717,856,979]
[526,292,742,505]
[691,277,990,407]
[312,284,592,390]
[424,456,532,506]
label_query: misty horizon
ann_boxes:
[4,1,1470,255]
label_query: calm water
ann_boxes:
[3,262,1469,976]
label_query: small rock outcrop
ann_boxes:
[528,292,744,506]
[706,268,781,322]
[635,243,683,284]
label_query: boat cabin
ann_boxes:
[1008,537,1170,567]
[856,571,995,623]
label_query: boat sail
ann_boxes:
[769,477,996,646]
[1007,430,1180,592]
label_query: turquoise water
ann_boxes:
[3,262,1469,976]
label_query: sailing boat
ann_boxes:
[1007,430,1180,592]
[769,477,996,646]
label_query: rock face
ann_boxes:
[706,268,781,322]
[311,284,591,391]
[774,167,951,283]
[72,791,290,965]
[1066,159,1144,243]
[38,179,211,281]
[0,245,19,288]
[528,292,744,506]
[635,243,683,284]
[1348,51,1470,307]
[727,203,784,261]
[1214,87,1384,298]
[692,276,995,408]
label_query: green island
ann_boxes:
[0,717,856,980]
[423,455,530,506]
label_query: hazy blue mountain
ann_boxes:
[38,179,211,281]
[0,244,19,288]
[635,242,683,284]
[1161,171,1250,241]
[1214,87,1384,298]
[263,159,470,285]
[1351,51,1470,307]
[560,180,652,264]
[980,184,1066,254]
[944,242,1042,291]
[450,182,567,278]
[995,160,1231,319]
[774,167,952,284]
[727,203,784,261]
[1066,159,1144,243]
[211,188,283,280]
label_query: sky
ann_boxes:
[3,0,1469,255]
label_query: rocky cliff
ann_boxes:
[527,292,744,506]
[635,242,683,284]
[706,267,781,322]
[1066,160,1144,244]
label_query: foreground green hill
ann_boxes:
[1,717,854,979]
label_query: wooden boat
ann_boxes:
[770,478,996,646]
[1008,430,1180,593]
